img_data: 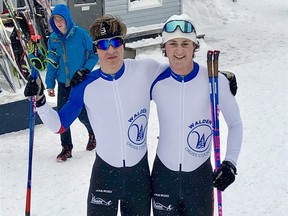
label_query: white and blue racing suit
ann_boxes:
[37,58,168,216]
[150,62,243,216]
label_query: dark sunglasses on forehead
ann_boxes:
[94,36,124,50]
[163,20,195,34]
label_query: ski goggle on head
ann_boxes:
[94,36,124,50]
[163,20,195,33]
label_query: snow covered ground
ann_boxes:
[1,0,288,215]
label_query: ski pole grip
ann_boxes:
[207,50,213,77]
[213,50,220,76]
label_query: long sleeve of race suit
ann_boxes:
[218,73,243,166]
[36,103,63,133]
[36,80,86,133]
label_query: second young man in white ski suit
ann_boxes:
[150,14,243,216]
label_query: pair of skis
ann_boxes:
[1,0,32,90]
[0,16,27,92]
[2,0,49,81]
[207,50,222,216]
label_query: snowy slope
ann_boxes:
[1,0,288,215]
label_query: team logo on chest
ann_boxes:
[185,119,213,157]
[127,108,148,149]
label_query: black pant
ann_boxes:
[57,83,93,149]
[151,156,213,216]
[87,153,151,216]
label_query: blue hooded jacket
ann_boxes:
[45,4,98,89]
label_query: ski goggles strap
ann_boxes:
[94,36,124,50]
[163,20,195,33]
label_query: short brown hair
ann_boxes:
[89,14,127,41]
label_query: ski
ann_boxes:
[23,0,50,49]
[3,0,29,52]
[23,0,40,37]
[0,63,16,92]
[3,0,48,78]
[207,50,222,216]
[34,0,51,46]
[0,16,16,86]
[0,16,27,86]
[3,0,32,78]
[0,40,27,83]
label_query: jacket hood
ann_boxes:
[50,4,74,38]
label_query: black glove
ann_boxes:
[24,75,46,107]
[212,161,237,191]
[220,71,237,96]
[70,69,90,87]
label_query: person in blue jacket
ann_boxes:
[45,4,99,162]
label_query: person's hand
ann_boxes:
[47,89,55,97]
[220,71,237,96]
[70,69,90,87]
[212,161,237,191]
[24,75,46,107]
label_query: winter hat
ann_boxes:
[162,14,197,44]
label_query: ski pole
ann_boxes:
[25,67,37,216]
[25,34,41,216]
[207,50,222,216]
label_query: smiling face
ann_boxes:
[165,38,196,75]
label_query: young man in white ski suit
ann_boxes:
[150,14,243,216]
[24,14,168,216]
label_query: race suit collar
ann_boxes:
[99,64,125,81]
[170,62,199,82]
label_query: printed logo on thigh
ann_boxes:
[90,193,112,206]
[152,199,173,211]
